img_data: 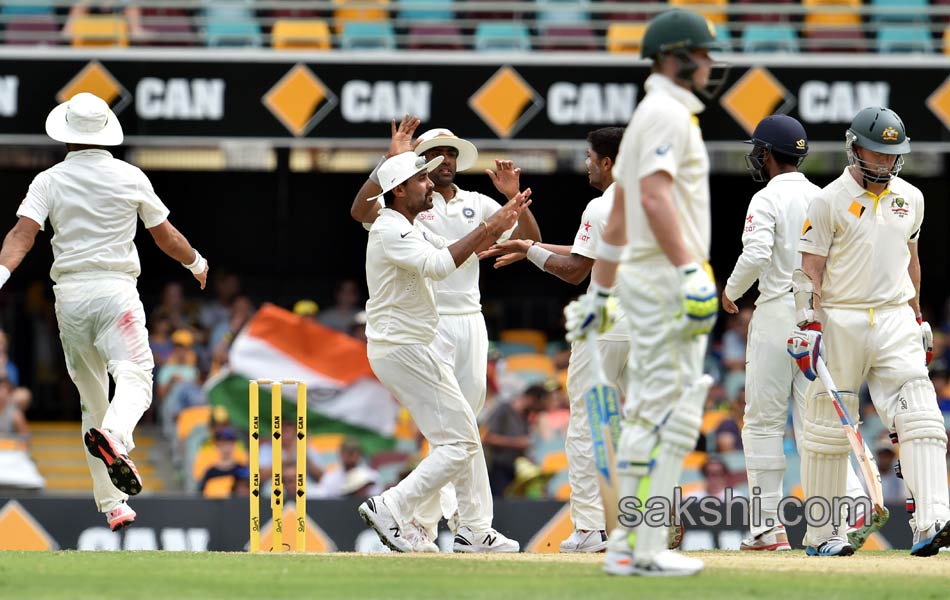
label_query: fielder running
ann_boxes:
[356,152,528,553]
[350,117,539,552]
[788,107,950,557]
[722,115,876,551]
[479,127,628,553]
[0,93,208,531]
[565,9,719,576]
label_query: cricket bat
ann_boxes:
[584,337,621,534]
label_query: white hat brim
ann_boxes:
[367,155,445,202]
[414,136,478,172]
[45,101,124,146]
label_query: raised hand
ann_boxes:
[477,239,533,268]
[486,160,522,200]
[388,114,421,158]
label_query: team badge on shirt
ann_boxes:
[890,197,909,218]
[463,207,476,219]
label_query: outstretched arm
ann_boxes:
[350,115,421,225]
[478,239,593,285]
[486,160,540,242]
[148,220,208,290]
[0,217,41,288]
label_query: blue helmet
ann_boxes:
[744,114,808,182]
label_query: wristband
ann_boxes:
[368,154,387,186]
[183,250,207,275]
[526,243,553,271]
[595,241,623,263]
[0,265,9,288]
[916,313,923,325]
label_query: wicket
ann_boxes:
[248,379,307,553]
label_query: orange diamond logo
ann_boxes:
[469,66,543,139]
[263,64,337,137]
[0,500,58,551]
[56,61,131,113]
[926,76,950,131]
[720,67,794,135]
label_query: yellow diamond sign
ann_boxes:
[720,67,794,135]
[469,66,543,139]
[251,507,337,553]
[56,60,131,113]
[0,500,58,551]
[263,64,337,137]
[926,76,950,131]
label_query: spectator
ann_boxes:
[721,308,752,373]
[483,384,545,496]
[199,271,241,333]
[317,279,362,332]
[157,329,202,439]
[686,457,732,501]
[210,296,256,374]
[715,387,745,452]
[151,281,196,331]
[293,299,319,322]
[66,0,147,39]
[312,436,379,499]
[0,378,28,436]
[199,427,249,497]
[875,434,909,505]
[149,316,174,368]
[259,420,324,497]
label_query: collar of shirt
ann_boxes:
[644,73,705,115]
[65,149,113,161]
[839,167,891,206]
[766,171,806,187]
[432,184,463,204]
[378,207,414,227]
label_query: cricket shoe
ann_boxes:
[106,501,136,532]
[453,526,520,553]
[669,521,686,550]
[847,506,889,550]
[603,529,634,576]
[632,550,704,577]
[805,537,855,557]
[560,529,607,553]
[910,521,950,557]
[358,496,412,553]
[406,519,439,553]
[446,510,460,536]
[84,428,142,495]
[741,525,791,551]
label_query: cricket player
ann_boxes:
[351,117,539,552]
[788,106,950,557]
[356,151,528,553]
[0,92,208,531]
[479,127,627,552]
[565,9,719,576]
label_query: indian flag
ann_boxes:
[206,304,397,454]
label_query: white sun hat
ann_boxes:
[45,92,123,146]
[413,128,478,172]
[368,151,444,201]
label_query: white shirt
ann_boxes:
[724,172,820,305]
[571,183,628,342]
[364,208,456,350]
[612,74,711,265]
[16,149,170,283]
[799,169,923,309]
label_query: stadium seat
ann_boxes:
[803,0,862,33]
[307,433,345,453]
[804,26,866,52]
[334,0,389,33]
[742,25,800,52]
[70,16,129,47]
[500,329,547,354]
[539,25,598,50]
[462,0,524,21]
[870,0,928,22]
[407,23,463,49]
[536,0,590,25]
[494,340,536,357]
[735,0,795,23]
[540,450,569,474]
[140,8,195,46]
[271,19,331,49]
[177,405,212,441]
[3,14,58,44]
[715,24,732,51]
[474,22,532,51]
[341,21,396,50]
[504,353,556,376]
[606,22,646,53]
[0,1,52,15]
[205,17,261,47]
[935,0,950,22]
[877,25,934,52]
[944,26,950,53]
[669,0,728,24]
[603,0,651,21]
[396,0,452,22]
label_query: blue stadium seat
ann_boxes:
[715,24,732,51]
[396,0,452,21]
[877,25,934,52]
[741,24,799,52]
[474,22,532,51]
[870,0,928,22]
[203,0,261,46]
[536,0,590,25]
[341,21,396,50]
[0,1,53,15]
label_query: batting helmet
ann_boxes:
[744,114,808,182]
[846,107,910,184]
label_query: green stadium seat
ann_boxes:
[0,1,52,15]
[536,0,590,25]
[396,0,452,22]
[742,24,799,52]
[876,25,934,52]
[474,22,532,52]
[870,0,928,22]
[341,21,396,50]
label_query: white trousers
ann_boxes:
[412,313,492,534]
[565,336,629,531]
[54,273,154,513]
[370,341,486,530]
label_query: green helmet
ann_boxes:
[641,9,719,60]
[846,107,910,184]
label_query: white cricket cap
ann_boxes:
[413,128,478,172]
[45,92,123,146]
[368,151,444,201]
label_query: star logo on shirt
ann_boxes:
[746,215,753,224]
[583,221,592,232]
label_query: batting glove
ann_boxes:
[564,283,613,342]
[918,316,934,367]
[677,263,718,337]
[787,322,823,381]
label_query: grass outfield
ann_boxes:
[1,551,948,599]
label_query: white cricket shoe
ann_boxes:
[741,525,792,551]
[560,529,607,553]
[358,496,412,553]
[805,536,855,557]
[406,519,439,553]
[603,529,634,576]
[453,526,520,553]
[106,501,136,532]
[632,550,704,577]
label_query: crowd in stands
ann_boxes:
[2,0,949,53]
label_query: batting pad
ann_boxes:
[801,391,854,546]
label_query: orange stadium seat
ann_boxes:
[669,0,728,24]
[504,353,556,376]
[202,474,237,498]
[606,23,646,53]
[333,0,389,33]
[271,19,332,49]
[803,0,863,33]
[540,450,569,474]
[500,329,547,353]
[944,26,950,53]
[70,15,129,47]
[176,405,211,441]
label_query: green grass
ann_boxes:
[0,551,948,599]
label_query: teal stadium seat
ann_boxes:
[203,0,261,47]
[0,0,53,15]
[741,24,799,52]
[714,24,732,51]
[494,341,536,357]
[877,25,934,52]
[341,21,396,50]
[396,0,453,21]
[474,22,532,51]
[536,0,590,25]
[871,0,928,22]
